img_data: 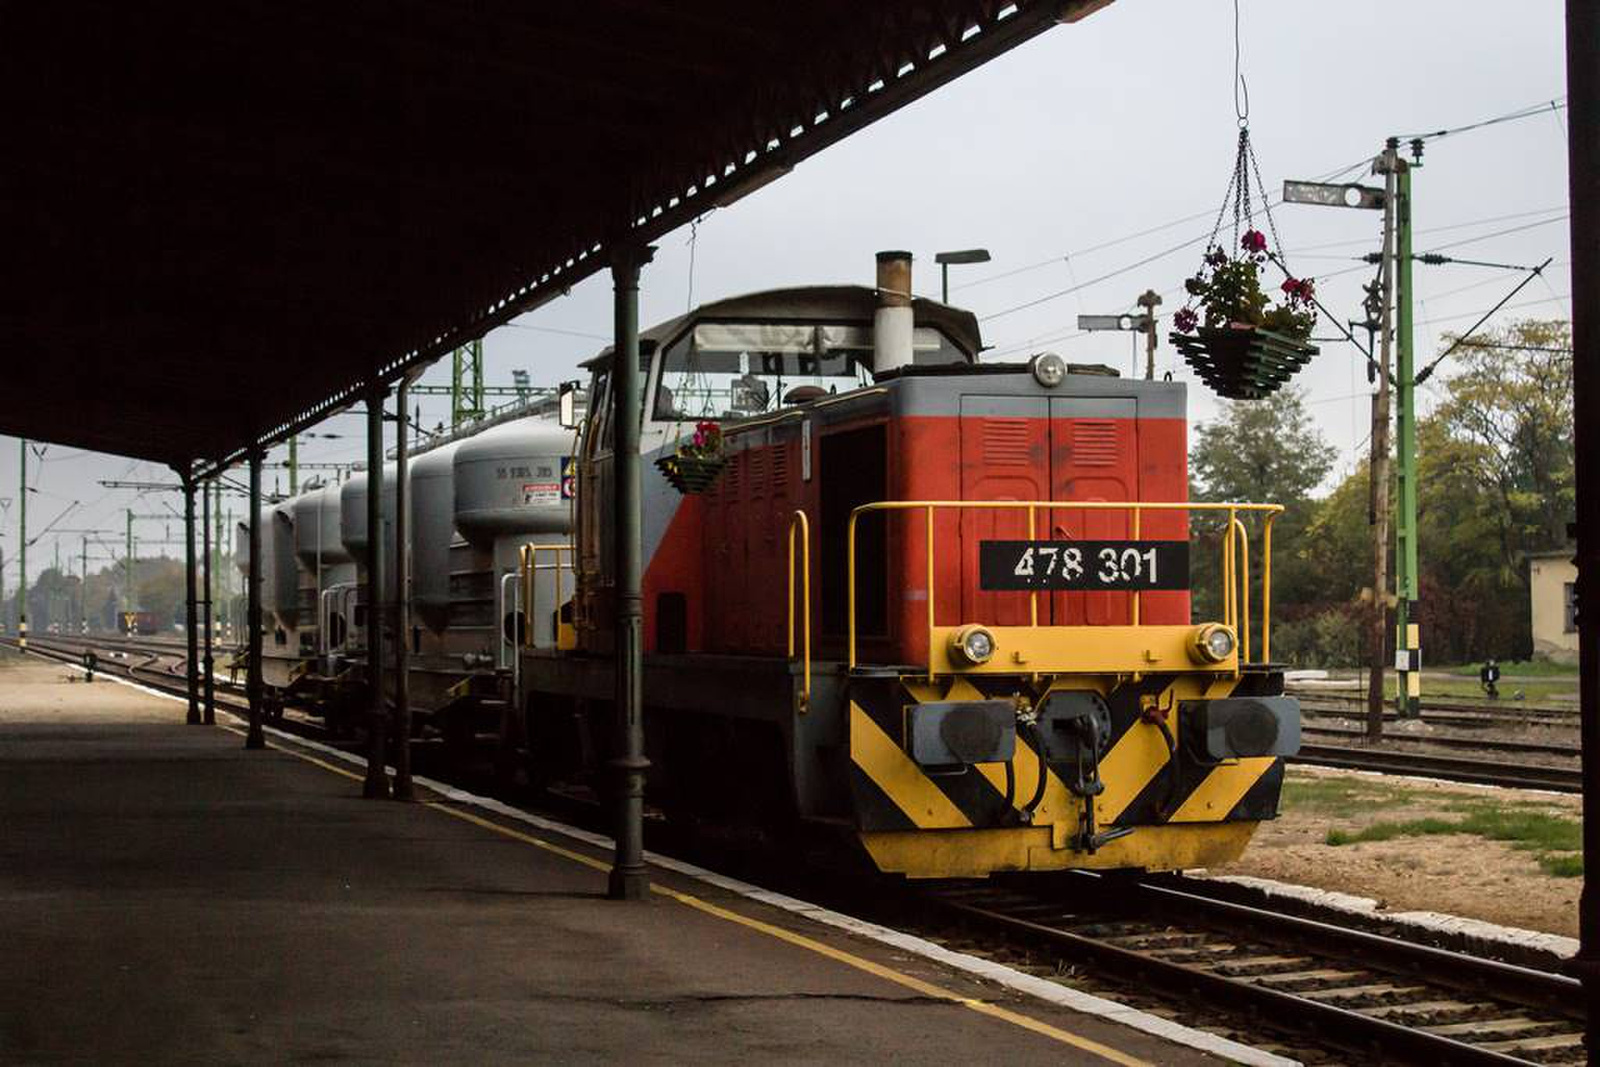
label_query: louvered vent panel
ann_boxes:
[749,448,767,496]
[770,445,789,490]
[982,419,1032,467]
[1073,421,1118,467]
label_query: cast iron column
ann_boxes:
[1566,0,1599,1049]
[363,384,390,799]
[202,474,215,726]
[608,242,655,901]
[392,376,414,801]
[182,470,201,724]
[245,450,266,749]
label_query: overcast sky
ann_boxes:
[0,0,1571,587]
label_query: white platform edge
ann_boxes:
[1199,872,1579,959]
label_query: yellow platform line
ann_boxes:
[237,725,1146,1065]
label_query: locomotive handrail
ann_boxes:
[518,543,576,650]
[786,510,811,713]
[845,500,1283,674]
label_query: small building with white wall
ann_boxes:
[1528,548,1578,663]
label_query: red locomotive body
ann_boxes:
[637,367,1189,668]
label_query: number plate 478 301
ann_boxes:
[978,540,1190,591]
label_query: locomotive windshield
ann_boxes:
[653,322,965,420]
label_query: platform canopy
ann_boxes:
[5,0,1109,472]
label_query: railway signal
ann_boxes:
[1078,288,1164,380]
[1285,143,1421,730]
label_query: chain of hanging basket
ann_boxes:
[1168,0,1320,401]
[1169,126,1320,401]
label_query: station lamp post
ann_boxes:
[934,248,991,303]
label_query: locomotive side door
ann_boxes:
[1048,397,1139,626]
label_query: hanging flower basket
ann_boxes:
[654,420,725,495]
[1170,324,1317,401]
[1170,129,1319,400]
[655,453,725,493]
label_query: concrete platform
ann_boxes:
[0,649,1234,1065]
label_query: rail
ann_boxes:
[518,543,576,650]
[786,510,811,713]
[846,500,1282,675]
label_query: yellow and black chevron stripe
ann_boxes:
[846,672,1284,877]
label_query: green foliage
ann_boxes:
[1244,321,1574,665]
[1191,388,1337,505]
[1177,236,1317,341]
[1269,607,1364,667]
[1189,388,1336,625]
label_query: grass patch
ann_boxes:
[1540,854,1585,878]
[1422,677,1578,702]
[1282,776,1412,814]
[1445,660,1578,678]
[1324,803,1583,877]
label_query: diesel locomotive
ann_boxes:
[242,250,1300,879]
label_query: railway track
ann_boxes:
[1292,743,1582,793]
[1302,723,1580,759]
[924,873,1584,1064]
[1297,691,1579,730]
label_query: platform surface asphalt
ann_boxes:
[0,649,1220,1065]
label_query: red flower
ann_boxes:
[1241,229,1267,254]
[1173,307,1199,333]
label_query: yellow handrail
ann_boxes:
[519,543,576,649]
[786,510,811,712]
[1230,517,1250,665]
[845,499,1284,673]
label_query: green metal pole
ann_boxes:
[451,349,463,429]
[80,537,87,633]
[125,508,134,618]
[471,339,485,422]
[18,439,26,649]
[1393,141,1421,718]
[608,242,655,901]
[202,477,215,725]
[288,435,299,495]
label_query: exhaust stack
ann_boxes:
[874,250,914,374]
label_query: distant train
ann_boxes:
[119,611,162,636]
[241,252,1300,879]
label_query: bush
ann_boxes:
[1270,608,1362,668]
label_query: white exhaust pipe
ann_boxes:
[874,250,914,374]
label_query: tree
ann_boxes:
[1189,388,1337,626]
[1191,387,1337,505]
[1430,320,1573,561]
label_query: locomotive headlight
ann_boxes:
[950,624,997,666]
[1030,352,1067,388]
[1190,623,1237,664]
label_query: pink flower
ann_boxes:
[1173,307,1199,333]
[1241,229,1267,254]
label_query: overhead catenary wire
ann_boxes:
[1397,96,1568,143]
[1413,257,1556,383]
